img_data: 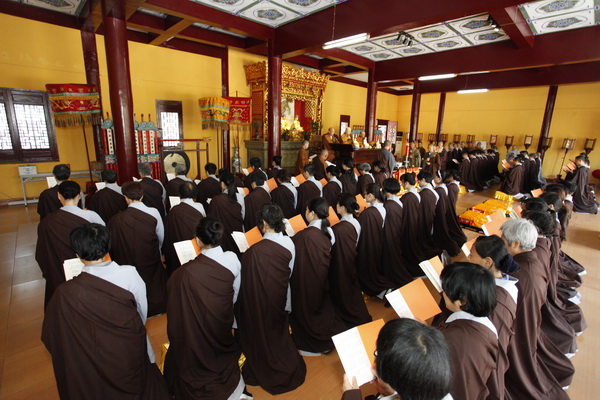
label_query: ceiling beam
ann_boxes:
[178,26,246,49]
[80,0,103,32]
[274,0,524,57]
[330,76,401,95]
[285,55,322,69]
[375,25,600,81]
[313,48,375,70]
[149,19,194,46]
[158,37,227,60]
[491,5,534,49]
[0,1,79,29]
[378,80,414,88]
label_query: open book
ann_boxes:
[166,173,176,181]
[231,226,263,253]
[460,238,477,259]
[531,188,543,198]
[333,319,385,386]
[63,258,85,281]
[355,194,368,212]
[173,239,201,265]
[290,173,306,188]
[266,178,278,192]
[237,187,250,196]
[419,256,445,293]
[242,166,255,176]
[501,160,511,170]
[319,178,328,187]
[46,176,58,188]
[481,211,508,236]
[169,196,181,207]
[327,206,340,226]
[284,214,307,237]
[95,182,106,191]
[385,278,442,321]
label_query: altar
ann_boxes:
[330,143,380,166]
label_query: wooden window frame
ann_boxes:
[156,100,184,150]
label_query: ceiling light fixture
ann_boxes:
[396,31,415,47]
[457,88,489,94]
[418,73,457,81]
[323,33,369,49]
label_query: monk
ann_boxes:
[37,163,73,219]
[322,128,335,162]
[568,155,598,214]
[323,165,342,209]
[296,163,322,219]
[196,162,221,209]
[208,173,244,256]
[270,169,298,219]
[244,172,271,231]
[166,163,193,211]
[89,169,127,224]
[295,140,310,175]
[312,149,328,181]
[138,162,166,221]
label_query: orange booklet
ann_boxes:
[332,319,385,386]
[460,237,477,259]
[327,206,340,226]
[531,188,543,198]
[173,239,201,265]
[266,178,278,191]
[355,194,368,212]
[231,226,263,253]
[481,211,508,237]
[419,256,445,293]
[320,178,327,187]
[502,159,511,169]
[288,214,307,234]
[385,278,442,322]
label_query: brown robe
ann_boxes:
[356,206,395,296]
[295,147,309,175]
[35,209,88,308]
[399,191,429,276]
[164,254,241,400]
[329,220,372,329]
[569,166,599,213]
[339,171,357,195]
[290,227,345,352]
[243,186,271,231]
[163,202,204,277]
[447,182,460,210]
[208,193,243,256]
[356,174,374,196]
[499,164,524,196]
[323,181,341,209]
[89,187,127,224]
[270,185,297,219]
[37,186,61,220]
[418,188,442,259]
[165,177,188,211]
[373,170,388,188]
[434,186,466,257]
[505,251,569,400]
[296,180,320,217]
[235,239,306,394]
[459,159,477,191]
[322,134,335,162]
[440,317,498,400]
[197,176,221,209]
[312,157,327,181]
[109,207,166,316]
[140,177,166,221]
[382,199,412,286]
[42,272,170,400]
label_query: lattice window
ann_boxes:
[0,104,12,150]
[14,104,50,149]
[156,100,183,150]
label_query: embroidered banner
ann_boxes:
[45,84,102,127]
[224,96,251,125]
[198,97,230,130]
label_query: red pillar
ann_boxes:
[435,92,446,141]
[409,81,421,142]
[102,12,137,182]
[537,85,558,159]
[81,30,105,164]
[365,68,377,142]
[267,41,282,162]
[221,53,230,170]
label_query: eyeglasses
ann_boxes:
[374,349,378,358]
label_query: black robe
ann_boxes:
[499,165,524,196]
[458,159,476,191]
[109,207,166,316]
[355,206,395,296]
[434,186,466,257]
[447,182,460,210]
[140,177,166,221]
[165,177,188,211]
[290,227,345,352]
[339,171,357,195]
[312,157,327,181]
[381,200,412,286]
[323,181,341,209]
[356,174,374,196]
[235,239,306,394]
[42,272,170,400]
[37,186,61,220]
[162,202,204,277]
[270,185,297,219]
[197,176,221,210]
[208,193,243,256]
[329,220,372,329]
[243,187,271,231]
[164,254,241,400]
[569,166,599,213]
[399,192,429,276]
[418,188,442,260]
[89,187,127,224]
[35,209,88,308]
[296,180,320,217]
[373,171,388,188]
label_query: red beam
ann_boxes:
[0,1,79,29]
[313,48,375,70]
[178,26,246,49]
[492,6,534,49]
[285,55,322,69]
[375,25,600,81]
[127,11,165,31]
[158,38,227,59]
[328,77,402,95]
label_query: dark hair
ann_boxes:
[539,192,562,211]
[58,180,80,200]
[218,167,228,176]
[122,181,144,201]
[219,173,237,203]
[303,163,316,177]
[544,184,566,201]
[473,235,520,274]
[195,217,222,247]
[53,164,71,181]
[278,169,291,183]
[376,319,451,400]
[101,169,117,183]
[373,160,385,171]
[417,170,433,184]
[382,178,400,196]
[204,163,217,175]
[138,162,152,177]
[249,171,266,187]
[325,165,338,176]
[249,157,262,169]
[441,262,497,317]
[575,155,589,164]
[179,181,198,199]
[70,223,111,261]
[273,155,282,166]
[558,179,577,195]
[258,204,285,233]
[444,168,461,183]
[522,197,548,212]
[400,173,416,186]
[522,210,556,236]
[307,197,331,240]
[337,193,360,214]
[364,183,383,202]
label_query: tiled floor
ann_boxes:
[0,186,597,399]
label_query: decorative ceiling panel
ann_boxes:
[447,14,496,35]
[238,2,299,27]
[463,29,510,45]
[17,0,87,15]
[406,24,455,43]
[393,44,435,58]
[341,42,386,54]
[427,36,472,52]
[361,50,403,61]
[519,0,599,35]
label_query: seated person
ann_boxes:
[37,163,72,219]
[89,169,127,224]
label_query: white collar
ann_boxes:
[446,311,498,338]
[495,275,519,304]
[387,195,402,206]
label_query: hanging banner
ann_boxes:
[45,84,102,127]
[198,97,230,130]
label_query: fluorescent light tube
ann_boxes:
[323,33,369,49]
[418,73,457,81]
[457,89,489,94]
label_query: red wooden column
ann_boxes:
[409,80,421,142]
[267,41,282,162]
[537,85,558,159]
[81,30,105,163]
[221,52,230,170]
[365,67,377,142]
[435,92,446,141]
[102,10,137,182]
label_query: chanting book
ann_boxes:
[332,319,385,386]
[320,178,328,187]
[63,254,112,281]
[237,187,250,196]
[194,179,200,185]
[531,188,543,198]
[510,204,523,219]
[290,173,306,188]
[46,176,57,188]
[241,166,255,176]
[132,177,140,182]
[169,196,181,207]
[166,173,175,181]
[284,214,308,236]
[232,226,263,253]
[173,239,201,265]
[355,194,368,212]
[95,182,106,191]
[327,206,340,226]
[419,256,445,293]
[385,278,442,322]
[265,178,278,192]
[481,211,508,236]
[501,160,511,170]
[460,238,477,259]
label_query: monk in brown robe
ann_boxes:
[312,150,328,181]
[339,158,358,195]
[322,165,342,209]
[37,163,71,220]
[372,160,388,188]
[329,194,372,329]
[267,155,284,180]
[208,173,244,256]
[164,217,244,400]
[499,156,525,196]
[197,162,222,209]
[235,205,306,394]
[166,163,194,211]
[163,182,205,277]
[458,153,477,191]
[270,169,298,219]
[444,169,461,209]
[109,181,166,316]
[295,140,309,175]
[243,172,271,231]
[433,175,466,257]
[35,180,105,308]
[138,162,166,221]
[399,173,429,276]
[89,169,127,224]
[290,198,345,354]
[356,163,375,196]
[416,171,442,260]
[296,163,322,219]
[568,155,598,213]
[322,128,335,162]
